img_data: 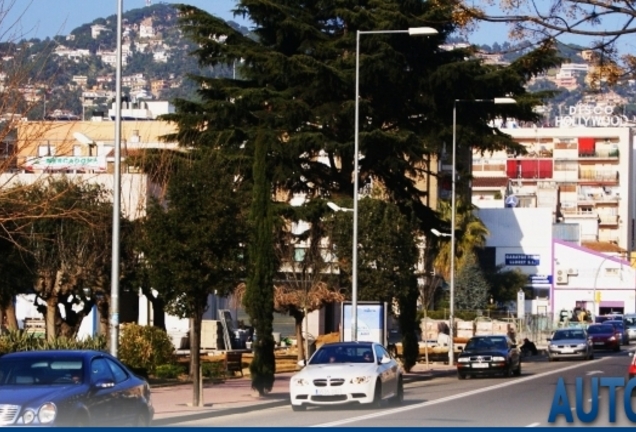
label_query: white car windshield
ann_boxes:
[309,345,375,365]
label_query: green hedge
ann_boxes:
[0,330,106,355]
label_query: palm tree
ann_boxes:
[432,196,489,279]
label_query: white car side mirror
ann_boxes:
[297,359,307,367]
[380,356,392,364]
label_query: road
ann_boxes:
[165,349,636,427]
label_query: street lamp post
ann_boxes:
[353,26,437,341]
[435,97,516,365]
[110,0,124,357]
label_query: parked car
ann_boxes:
[456,335,521,379]
[547,328,594,361]
[587,324,621,352]
[0,350,153,426]
[605,320,629,345]
[289,341,403,411]
[623,314,636,342]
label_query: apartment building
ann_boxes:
[472,124,635,254]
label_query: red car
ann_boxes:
[587,324,621,352]
[629,353,636,379]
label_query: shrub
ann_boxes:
[0,330,107,354]
[202,361,224,379]
[118,323,175,375]
[154,363,185,379]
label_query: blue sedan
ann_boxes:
[0,350,154,426]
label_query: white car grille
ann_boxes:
[313,378,345,387]
[0,404,20,425]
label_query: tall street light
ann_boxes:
[110,0,124,357]
[352,26,438,341]
[440,96,516,365]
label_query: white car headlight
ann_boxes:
[293,378,309,386]
[577,343,587,348]
[21,410,36,425]
[37,403,56,424]
[609,336,616,341]
[492,356,506,362]
[350,376,372,384]
[457,357,470,363]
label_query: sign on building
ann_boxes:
[23,156,107,172]
[505,253,540,266]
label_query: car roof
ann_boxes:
[320,341,375,348]
[1,350,104,359]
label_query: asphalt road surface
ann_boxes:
[166,348,636,427]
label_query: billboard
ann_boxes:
[340,301,388,346]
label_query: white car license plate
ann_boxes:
[471,363,489,368]
[561,349,574,353]
[594,342,604,345]
[315,388,343,396]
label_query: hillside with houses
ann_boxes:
[4,3,636,124]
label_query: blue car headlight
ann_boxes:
[37,403,56,424]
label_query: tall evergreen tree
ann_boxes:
[244,130,277,395]
[454,252,490,311]
[167,1,560,233]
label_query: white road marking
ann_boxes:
[312,358,609,427]
[586,370,604,375]
[526,422,541,427]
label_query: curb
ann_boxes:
[152,399,289,426]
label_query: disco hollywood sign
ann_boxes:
[555,105,636,127]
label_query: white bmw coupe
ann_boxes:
[289,341,404,411]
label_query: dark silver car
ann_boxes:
[547,328,594,361]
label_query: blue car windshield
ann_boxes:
[0,357,84,385]
[309,346,375,365]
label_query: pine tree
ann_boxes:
[167,1,561,234]
[454,253,490,311]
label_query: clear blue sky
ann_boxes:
[7,0,500,44]
[5,0,250,40]
[7,0,618,52]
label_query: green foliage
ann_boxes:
[154,363,186,379]
[202,362,225,379]
[117,324,175,374]
[0,330,106,355]
[484,266,529,303]
[454,253,491,310]
[245,131,277,396]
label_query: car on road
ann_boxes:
[624,314,636,342]
[456,335,521,379]
[546,328,594,361]
[628,353,636,380]
[605,320,629,345]
[289,341,403,411]
[587,324,621,352]
[0,350,153,426]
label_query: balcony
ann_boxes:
[579,171,618,183]
[598,215,619,226]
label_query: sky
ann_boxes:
[5,0,631,54]
[5,0,500,44]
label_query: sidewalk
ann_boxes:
[150,363,457,426]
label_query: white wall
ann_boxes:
[552,240,636,316]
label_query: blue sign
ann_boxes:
[529,274,552,285]
[505,253,540,266]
